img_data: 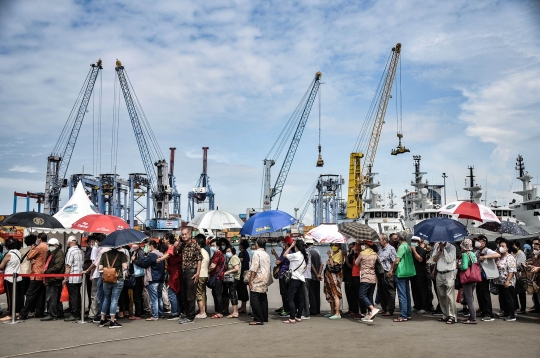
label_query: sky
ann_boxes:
[0,0,539,225]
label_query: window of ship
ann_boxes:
[394,213,399,218]
[502,211,508,216]
[370,212,374,218]
[430,213,436,218]
[375,212,381,218]
[382,212,387,218]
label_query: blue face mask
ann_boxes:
[210,247,217,254]
[277,242,283,248]
[411,243,418,247]
[226,252,232,258]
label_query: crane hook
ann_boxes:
[391,133,410,156]
[316,145,324,167]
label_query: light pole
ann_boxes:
[442,173,448,205]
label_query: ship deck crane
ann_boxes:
[347,43,408,219]
[44,59,103,215]
[262,71,322,211]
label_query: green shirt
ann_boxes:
[228,255,241,280]
[460,251,477,271]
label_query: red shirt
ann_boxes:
[210,250,225,280]
[167,245,182,292]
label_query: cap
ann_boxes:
[304,236,314,244]
[67,236,77,243]
[280,236,294,245]
[48,238,60,246]
[411,236,421,242]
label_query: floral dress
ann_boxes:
[496,255,517,286]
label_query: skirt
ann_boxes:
[323,270,342,303]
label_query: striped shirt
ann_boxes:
[65,246,84,284]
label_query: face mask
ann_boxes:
[331,246,339,252]
[226,252,232,258]
[210,247,217,254]
[499,247,507,254]
[474,241,481,249]
[496,244,500,248]
[49,246,56,252]
[277,242,283,248]
[411,243,418,247]
[360,245,366,251]
[143,245,149,253]
[533,250,540,256]
[221,245,226,250]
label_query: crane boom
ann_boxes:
[44,59,103,215]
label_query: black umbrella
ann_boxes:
[478,221,529,236]
[337,222,379,242]
[99,229,148,248]
[0,211,64,229]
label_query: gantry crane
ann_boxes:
[346,43,408,219]
[187,147,215,219]
[44,59,103,215]
[262,71,322,211]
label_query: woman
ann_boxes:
[355,240,380,322]
[135,240,165,321]
[117,245,131,318]
[459,238,478,324]
[237,239,250,313]
[98,246,128,328]
[130,243,145,320]
[0,238,23,321]
[282,240,308,324]
[324,243,343,319]
[219,238,232,314]
[208,239,226,319]
[224,247,241,318]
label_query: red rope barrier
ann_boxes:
[0,273,83,279]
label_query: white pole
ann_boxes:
[3,273,22,325]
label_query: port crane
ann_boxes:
[346,43,409,219]
[187,147,215,219]
[262,71,322,211]
[44,59,103,215]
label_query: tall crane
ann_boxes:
[115,60,172,220]
[262,71,322,211]
[187,147,215,219]
[346,43,407,219]
[44,59,103,215]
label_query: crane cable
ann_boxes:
[395,58,403,136]
[318,83,322,148]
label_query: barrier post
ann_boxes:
[76,272,87,324]
[3,273,22,325]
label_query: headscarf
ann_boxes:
[460,238,473,251]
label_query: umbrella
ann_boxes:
[99,229,148,248]
[0,211,64,229]
[414,217,468,243]
[478,221,529,236]
[337,222,379,242]
[240,210,296,236]
[306,224,346,243]
[71,214,130,234]
[188,210,244,230]
[438,201,500,223]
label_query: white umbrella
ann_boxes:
[306,223,346,243]
[438,201,500,223]
[188,210,244,230]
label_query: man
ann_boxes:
[19,233,49,320]
[388,233,415,322]
[301,237,312,320]
[195,234,210,319]
[271,236,292,317]
[377,234,396,316]
[249,237,271,325]
[410,236,429,314]
[63,236,84,321]
[528,238,540,322]
[41,238,65,321]
[389,233,400,251]
[432,240,457,324]
[510,240,527,314]
[179,227,202,324]
[474,235,500,321]
[306,236,322,316]
[83,234,109,322]
[343,242,356,316]
[158,232,182,320]
[495,238,517,321]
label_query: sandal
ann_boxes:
[227,314,239,318]
[295,318,302,322]
[283,319,296,324]
[249,321,263,325]
[463,320,477,324]
[393,317,407,322]
[446,318,456,324]
[211,314,223,319]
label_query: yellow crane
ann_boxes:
[346,43,409,219]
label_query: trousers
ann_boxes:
[462,283,476,321]
[67,282,82,317]
[302,280,310,317]
[411,274,429,311]
[180,269,197,320]
[498,285,516,319]
[377,273,395,314]
[308,278,320,315]
[45,283,63,318]
[436,271,456,320]
[475,277,493,318]
[250,291,268,323]
[287,279,304,320]
[20,280,45,317]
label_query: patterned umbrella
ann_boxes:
[337,222,379,242]
[478,221,529,236]
[438,201,500,223]
[0,212,64,229]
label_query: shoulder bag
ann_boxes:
[207,260,225,289]
[103,252,120,284]
[375,257,385,276]
[282,259,304,284]
[459,252,482,285]
[272,263,282,279]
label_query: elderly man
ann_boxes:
[249,237,271,325]
[179,227,202,324]
[63,236,84,321]
[41,238,65,321]
[432,240,457,324]
[410,236,429,314]
[529,238,540,323]
[388,233,416,322]
[377,234,396,316]
[474,235,500,321]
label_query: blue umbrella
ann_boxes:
[100,229,148,248]
[414,217,468,243]
[240,210,296,236]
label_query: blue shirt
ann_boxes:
[278,251,290,278]
[378,244,396,272]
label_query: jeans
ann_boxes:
[359,282,376,310]
[147,282,164,318]
[250,291,268,323]
[287,279,304,320]
[308,278,320,315]
[168,286,179,316]
[101,280,124,317]
[67,282,82,317]
[97,276,105,315]
[395,277,411,319]
[45,283,63,318]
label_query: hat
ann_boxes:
[460,238,473,251]
[280,236,294,245]
[48,238,60,246]
[67,235,77,243]
[476,235,488,242]
[304,236,314,244]
[411,236,422,242]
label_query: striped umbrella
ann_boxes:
[337,222,379,242]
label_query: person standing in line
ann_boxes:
[323,243,343,320]
[178,227,202,324]
[388,234,416,322]
[208,239,225,319]
[282,240,308,324]
[157,232,182,320]
[223,246,241,318]
[300,238,312,320]
[343,242,355,317]
[473,235,500,322]
[458,238,478,324]
[17,235,35,308]
[98,247,128,329]
[431,240,457,324]
[136,240,165,321]
[377,234,396,316]
[130,243,145,320]
[271,236,293,318]
[63,236,84,321]
[41,238,65,321]
[19,233,48,320]
[0,237,22,322]
[528,238,540,323]
[195,235,210,319]
[356,240,380,322]
[237,239,250,314]
[82,235,97,313]
[305,236,322,316]
[83,235,110,323]
[249,237,271,326]
[410,236,429,314]
[389,233,400,251]
[495,238,517,322]
[510,240,527,314]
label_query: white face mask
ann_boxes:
[533,249,540,256]
[499,247,507,254]
[360,245,366,251]
[474,241,481,249]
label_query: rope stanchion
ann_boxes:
[76,272,87,324]
[2,273,21,325]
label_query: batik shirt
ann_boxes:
[181,241,203,270]
[378,244,396,272]
[496,254,517,286]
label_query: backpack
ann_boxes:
[103,252,120,284]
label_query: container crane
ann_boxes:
[187,147,215,219]
[262,71,322,211]
[44,59,103,215]
[115,60,175,225]
[346,43,408,219]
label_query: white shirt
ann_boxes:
[3,249,22,282]
[286,252,307,282]
[92,247,110,279]
[65,245,84,283]
[431,244,456,272]
[200,248,210,278]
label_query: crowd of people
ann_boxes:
[1,230,539,328]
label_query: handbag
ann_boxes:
[328,263,342,274]
[375,258,385,276]
[282,259,304,284]
[243,270,251,285]
[272,263,282,279]
[60,284,69,302]
[396,245,416,278]
[224,273,235,283]
[489,279,499,295]
[124,274,136,288]
[102,252,120,284]
[459,252,482,285]
[207,261,225,289]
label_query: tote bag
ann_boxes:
[396,245,416,278]
[459,253,482,284]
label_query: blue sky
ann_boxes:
[0,0,539,224]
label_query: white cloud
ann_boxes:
[8,165,40,174]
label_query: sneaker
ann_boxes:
[167,315,180,321]
[329,315,341,320]
[481,317,495,322]
[195,313,207,319]
[179,318,194,324]
[300,316,310,320]
[277,311,290,318]
[99,319,110,327]
[64,316,78,322]
[370,308,380,318]
[463,312,470,317]
[361,317,373,322]
[504,317,516,322]
[496,312,506,318]
[274,307,283,313]
[324,313,334,318]
[417,310,427,314]
[109,321,123,329]
[93,317,101,323]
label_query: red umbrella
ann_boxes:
[71,214,130,234]
[438,201,500,223]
